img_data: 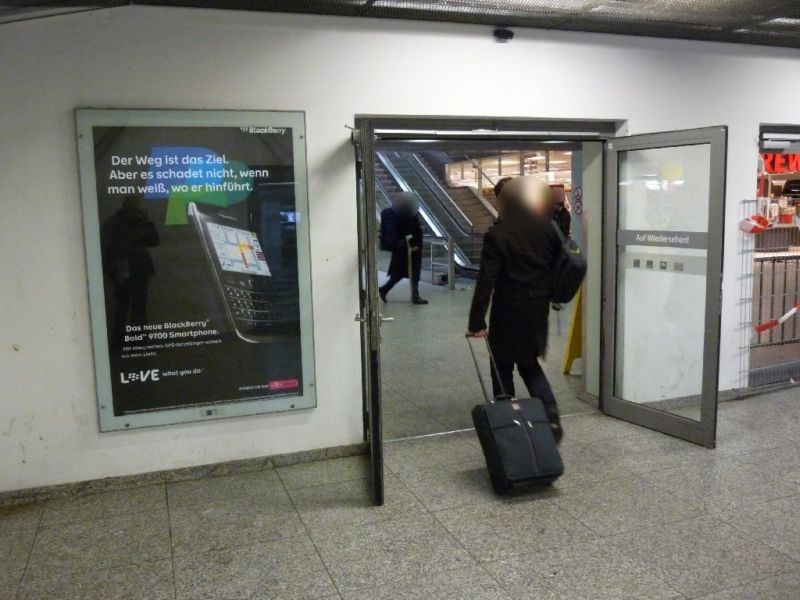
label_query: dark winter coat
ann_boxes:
[468,206,561,363]
[553,205,571,238]
[381,207,423,280]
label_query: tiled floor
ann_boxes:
[378,266,590,439]
[3,387,800,599]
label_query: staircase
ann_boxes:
[375,161,400,197]
[416,156,495,234]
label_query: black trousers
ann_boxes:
[381,274,420,298]
[489,357,557,408]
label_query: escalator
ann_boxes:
[376,151,486,270]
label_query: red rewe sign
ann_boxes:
[269,378,300,390]
[761,153,800,174]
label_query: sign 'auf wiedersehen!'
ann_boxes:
[617,230,708,249]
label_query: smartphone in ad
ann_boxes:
[189,191,284,343]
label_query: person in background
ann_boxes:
[493,177,513,220]
[551,186,571,238]
[550,186,571,312]
[379,192,428,305]
[467,176,563,442]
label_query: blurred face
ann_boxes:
[498,176,554,220]
[552,187,566,208]
[392,192,419,217]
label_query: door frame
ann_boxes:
[601,126,728,448]
[353,115,623,505]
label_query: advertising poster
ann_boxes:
[76,110,315,431]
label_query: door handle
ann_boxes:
[355,313,394,323]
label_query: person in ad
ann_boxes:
[101,194,160,353]
[467,176,563,442]
[379,191,428,305]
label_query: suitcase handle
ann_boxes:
[465,334,510,404]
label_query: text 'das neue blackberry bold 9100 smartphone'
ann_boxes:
[188,199,278,343]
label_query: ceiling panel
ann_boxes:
[3,0,800,48]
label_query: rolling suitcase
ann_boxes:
[467,336,564,494]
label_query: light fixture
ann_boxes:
[765,17,800,27]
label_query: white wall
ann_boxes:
[2,6,798,492]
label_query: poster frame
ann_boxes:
[75,108,316,432]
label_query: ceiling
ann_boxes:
[3,0,800,49]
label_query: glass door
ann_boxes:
[352,124,384,505]
[602,127,727,447]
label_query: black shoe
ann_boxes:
[551,423,564,444]
[412,296,429,305]
[379,287,388,303]
[544,404,563,444]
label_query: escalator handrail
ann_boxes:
[409,154,474,232]
[401,153,474,237]
[375,153,447,239]
[387,152,475,241]
[376,152,473,269]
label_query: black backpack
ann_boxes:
[379,207,399,252]
[551,221,586,303]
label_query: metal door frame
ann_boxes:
[601,126,727,448]
[353,115,623,505]
[352,124,384,506]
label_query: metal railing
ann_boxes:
[375,152,474,269]
[410,154,474,233]
[464,153,498,187]
[744,197,800,387]
[423,235,456,290]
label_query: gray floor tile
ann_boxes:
[693,571,800,600]
[277,456,369,490]
[551,392,596,418]
[714,414,800,457]
[732,444,800,484]
[174,533,336,600]
[28,509,171,573]
[717,390,800,422]
[640,453,800,513]
[170,494,305,556]
[392,460,496,512]
[551,475,703,536]
[383,402,452,439]
[557,413,643,448]
[383,431,483,474]
[0,527,36,599]
[289,474,426,534]
[167,469,288,510]
[716,495,800,561]
[486,538,682,600]
[434,498,597,562]
[422,407,475,432]
[554,444,636,490]
[584,428,710,474]
[0,502,42,534]
[342,566,509,600]
[312,514,475,593]
[607,515,799,598]
[41,484,166,526]
[18,559,174,600]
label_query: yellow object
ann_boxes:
[562,287,583,375]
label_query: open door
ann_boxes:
[352,124,384,505]
[602,126,727,447]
